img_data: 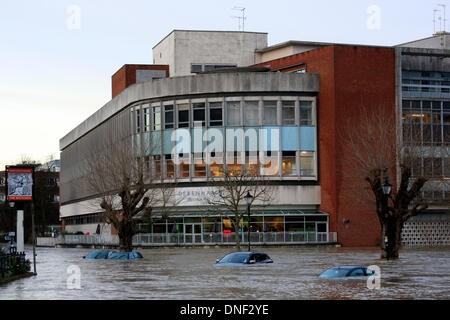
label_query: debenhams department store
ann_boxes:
[60,70,334,245]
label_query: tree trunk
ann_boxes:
[380,216,402,259]
[118,218,134,252]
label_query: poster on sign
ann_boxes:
[7,167,33,201]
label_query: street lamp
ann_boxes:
[382,178,392,260]
[382,178,392,196]
[244,191,253,252]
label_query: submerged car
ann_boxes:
[318,266,376,278]
[215,251,273,265]
[83,250,143,260]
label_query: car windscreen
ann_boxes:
[319,268,350,278]
[86,251,110,259]
[220,254,249,263]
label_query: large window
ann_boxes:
[153,155,161,179]
[244,101,259,126]
[209,102,223,126]
[210,152,224,176]
[227,101,241,126]
[165,154,174,178]
[135,109,141,133]
[179,156,190,178]
[164,105,174,129]
[261,151,279,176]
[282,151,296,176]
[143,108,151,132]
[178,104,190,128]
[263,101,277,125]
[193,103,206,127]
[152,107,161,131]
[194,154,206,177]
[300,101,312,126]
[282,101,295,125]
[300,151,314,176]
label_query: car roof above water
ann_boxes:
[328,266,367,269]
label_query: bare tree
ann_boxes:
[86,135,177,252]
[206,166,273,251]
[342,105,447,259]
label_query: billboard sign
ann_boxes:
[6,167,33,201]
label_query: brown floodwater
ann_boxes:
[1,245,449,299]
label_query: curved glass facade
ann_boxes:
[131,95,317,182]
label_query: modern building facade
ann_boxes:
[59,30,449,247]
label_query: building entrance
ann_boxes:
[184,223,202,243]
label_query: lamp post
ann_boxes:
[382,178,392,260]
[244,191,253,252]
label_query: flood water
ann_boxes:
[1,245,449,300]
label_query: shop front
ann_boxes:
[134,210,336,245]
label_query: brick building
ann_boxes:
[59,30,449,247]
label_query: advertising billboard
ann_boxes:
[6,167,33,201]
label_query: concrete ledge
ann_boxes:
[60,72,319,150]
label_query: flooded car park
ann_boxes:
[0,246,449,299]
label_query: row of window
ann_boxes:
[133,98,314,133]
[409,157,450,178]
[402,100,450,111]
[65,213,103,225]
[402,100,450,145]
[402,71,450,94]
[403,70,450,80]
[138,214,328,234]
[143,151,315,179]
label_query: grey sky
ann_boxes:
[0,0,445,168]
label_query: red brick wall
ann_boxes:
[111,64,169,98]
[332,46,395,246]
[254,45,396,246]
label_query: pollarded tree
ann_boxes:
[206,165,273,251]
[86,135,176,252]
[342,105,448,259]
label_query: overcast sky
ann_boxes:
[0,0,446,168]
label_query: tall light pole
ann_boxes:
[439,4,447,32]
[434,9,440,34]
[382,178,392,260]
[244,191,253,252]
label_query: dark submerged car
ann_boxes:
[83,250,143,260]
[215,251,273,266]
[318,266,376,278]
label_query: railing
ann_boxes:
[0,251,27,279]
[37,232,337,247]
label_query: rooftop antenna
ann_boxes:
[438,4,447,31]
[434,9,440,34]
[232,6,246,31]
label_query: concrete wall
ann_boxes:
[398,33,450,50]
[65,223,111,235]
[153,30,268,77]
[399,47,450,72]
[60,72,319,151]
[402,213,450,246]
[60,185,321,219]
[256,45,325,64]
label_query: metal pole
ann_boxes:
[31,202,37,275]
[247,204,250,252]
[383,193,389,261]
